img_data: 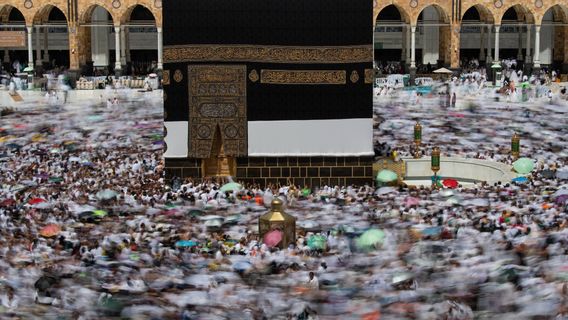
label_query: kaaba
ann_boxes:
[163,0,374,187]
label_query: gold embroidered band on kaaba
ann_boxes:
[164,44,373,64]
[260,70,346,85]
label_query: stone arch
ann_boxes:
[494,4,536,26]
[0,4,29,26]
[540,4,568,23]
[374,3,411,25]
[413,3,451,26]
[32,4,68,25]
[461,4,495,24]
[119,4,156,26]
[78,3,117,25]
[539,4,568,67]
[536,1,568,25]
[116,0,162,27]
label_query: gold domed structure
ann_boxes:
[259,198,296,249]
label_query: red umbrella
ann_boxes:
[442,179,459,189]
[0,199,16,207]
[28,198,47,205]
[40,224,61,238]
[263,229,283,248]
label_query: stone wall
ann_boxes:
[165,157,374,187]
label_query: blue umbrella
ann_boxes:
[422,226,442,237]
[512,176,529,183]
[175,240,198,248]
[233,260,253,272]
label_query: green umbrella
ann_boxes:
[220,182,242,193]
[307,235,327,250]
[513,158,534,174]
[93,210,107,218]
[188,209,205,217]
[48,176,63,183]
[356,229,385,250]
[98,295,124,315]
[376,169,398,183]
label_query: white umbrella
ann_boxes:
[464,198,489,207]
[376,187,396,195]
[556,170,568,180]
[433,67,453,74]
[553,189,568,198]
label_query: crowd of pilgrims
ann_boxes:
[0,83,567,318]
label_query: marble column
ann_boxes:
[494,25,500,62]
[401,25,406,61]
[125,28,131,63]
[487,25,492,63]
[517,26,523,60]
[27,26,34,68]
[114,26,122,72]
[410,26,416,68]
[35,26,42,66]
[406,24,411,62]
[43,27,49,63]
[526,25,531,62]
[120,26,127,66]
[533,25,541,68]
[479,25,485,61]
[157,27,163,70]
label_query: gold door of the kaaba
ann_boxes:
[188,65,247,177]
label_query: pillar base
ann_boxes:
[114,68,123,77]
[532,65,541,76]
[409,67,416,85]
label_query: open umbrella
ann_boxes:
[433,67,453,74]
[307,235,327,250]
[442,179,459,189]
[233,260,253,272]
[298,220,320,230]
[376,170,398,183]
[28,198,46,205]
[446,196,463,206]
[48,176,63,183]
[33,202,52,209]
[404,197,420,207]
[187,209,205,217]
[553,189,568,198]
[376,187,396,195]
[557,170,568,180]
[513,158,534,174]
[541,169,555,179]
[263,229,283,248]
[220,182,242,193]
[512,176,529,184]
[0,199,16,207]
[93,210,107,218]
[555,194,568,205]
[96,189,118,201]
[175,240,199,248]
[356,229,385,250]
[40,224,61,237]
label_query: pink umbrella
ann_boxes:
[263,229,283,248]
[405,197,420,207]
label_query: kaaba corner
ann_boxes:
[162,0,374,187]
